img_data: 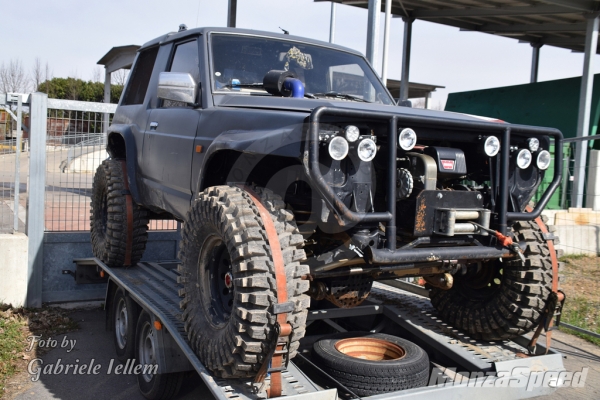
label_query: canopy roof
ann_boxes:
[320,0,600,53]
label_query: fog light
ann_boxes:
[357,138,377,162]
[398,128,417,151]
[537,150,551,170]
[516,149,532,169]
[328,136,349,160]
[484,136,500,157]
[528,137,540,152]
[345,125,360,142]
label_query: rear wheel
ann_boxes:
[430,217,557,341]
[90,159,149,267]
[112,288,139,363]
[135,311,184,400]
[178,185,310,378]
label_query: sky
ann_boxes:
[2,0,600,108]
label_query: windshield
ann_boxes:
[210,34,394,105]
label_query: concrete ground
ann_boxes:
[10,307,600,400]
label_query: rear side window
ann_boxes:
[122,46,159,105]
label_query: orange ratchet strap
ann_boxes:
[120,161,134,266]
[243,186,293,398]
[524,206,565,355]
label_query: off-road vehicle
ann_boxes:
[91,26,563,380]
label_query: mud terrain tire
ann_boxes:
[178,185,310,378]
[430,217,557,341]
[90,159,149,267]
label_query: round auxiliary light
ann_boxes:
[357,138,377,162]
[516,149,532,169]
[328,136,349,160]
[537,150,551,170]
[398,128,417,151]
[345,125,360,142]
[484,136,500,157]
[528,137,540,152]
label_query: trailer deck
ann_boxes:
[76,258,565,400]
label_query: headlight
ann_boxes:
[328,136,349,160]
[537,150,551,170]
[484,136,500,157]
[344,125,360,142]
[398,128,417,151]
[357,138,377,162]
[516,149,532,169]
[528,138,540,152]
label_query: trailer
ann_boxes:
[72,258,565,400]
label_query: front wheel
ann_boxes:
[178,185,310,378]
[430,217,557,341]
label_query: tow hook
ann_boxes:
[472,222,526,263]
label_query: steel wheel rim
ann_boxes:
[199,234,234,328]
[334,338,406,361]
[139,320,156,382]
[115,298,128,349]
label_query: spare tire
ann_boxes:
[430,217,557,341]
[312,332,429,396]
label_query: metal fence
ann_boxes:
[0,100,27,234]
[43,101,176,232]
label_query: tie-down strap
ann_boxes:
[242,186,293,398]
[119,161,134,266]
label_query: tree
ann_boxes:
[0,59,28,93]
[38,77,123,103]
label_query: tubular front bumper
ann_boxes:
[307,106,563,263]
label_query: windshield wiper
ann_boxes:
[310,92,370,103]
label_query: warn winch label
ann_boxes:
[441,160,455,170]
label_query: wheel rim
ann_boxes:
[458,260,504,301]
[139,320,156,383]
[199,235,234,328]
[115,298,128,349]
[334,338,406,361]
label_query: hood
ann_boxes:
[213,94,495,123]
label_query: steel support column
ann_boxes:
[103,69,111,131]
[381,0,392,84]
[573,14,600,208]
[329,1,336,43]
[227,0,237,28]
[27,92,47,308]
[366,0,381,71]
[530,43,542,83]
[400,17,414,103]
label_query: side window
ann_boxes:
[163,40,200,108]
[122,46,159,105]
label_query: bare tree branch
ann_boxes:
[0,59,28,93]
[112,69,129,86]
[32,57,43,92]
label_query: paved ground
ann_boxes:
[12,308,214,400]
[9,307,600,400]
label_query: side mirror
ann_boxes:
[157,72,198,105]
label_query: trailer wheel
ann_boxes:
[178,185,310,378]
[90,159,149,267]
[112,288,139,363]
[136,311,184,400]
[312,332,430,396]
[430,218,557,341]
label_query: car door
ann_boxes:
[142,39,201,218]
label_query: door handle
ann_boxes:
[150,122,158,130]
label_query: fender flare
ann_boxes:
[106,125,143,204]
[193,127,304,199]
